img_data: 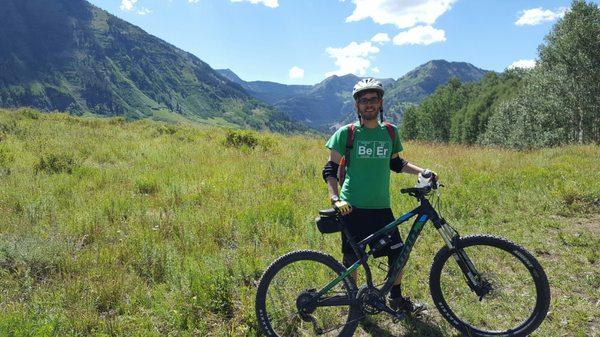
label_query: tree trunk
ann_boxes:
[577,106,584,144]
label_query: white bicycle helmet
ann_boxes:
[352,78,384,100]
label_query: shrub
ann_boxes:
[0,120,17,134]
[135,176,160,195]
[154,124,177,136]
[223,129,259,149]
[18,108,40,120]
[259,135,274,151]
[108,116,126,125]
[0,234,68,282]
[34,153,78,174]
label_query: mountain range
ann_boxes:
[0,0,489,132]
[219,60,488,131]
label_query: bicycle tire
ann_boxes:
[256,250,361,337]
[429,235,550,337]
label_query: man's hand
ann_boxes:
[421,169,437,180]
[421,169,439,188]
[331,196,352,215]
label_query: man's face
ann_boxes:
[355,92,382,121]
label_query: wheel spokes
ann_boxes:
[439,245,538,332]
[264,259,353,336]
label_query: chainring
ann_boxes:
[357,285,385,315]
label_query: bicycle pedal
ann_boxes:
[392,311,407,322]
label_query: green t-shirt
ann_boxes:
[326,122,403,209]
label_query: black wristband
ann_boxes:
[322,160,339,182]
[390,156,407,173]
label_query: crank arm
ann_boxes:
[306,315,324,335]
[369,299,407,320]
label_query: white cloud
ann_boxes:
[371,67,380,74]
[188,0,200,3]
[508,59,536,70]
[289,66,305,79]
[393,25,446,45]
[515,7,566,26]
[136,7,152,15]
[346,0,456,29]
[371,33,391,45]
[230,0,279,8]
[120,0,138,11]
[325,41,380,77]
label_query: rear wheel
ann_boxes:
[429,235,550,337]
[255,250,362,336]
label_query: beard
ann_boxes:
[359,109,379,121]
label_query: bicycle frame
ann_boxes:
[312,194,467,307]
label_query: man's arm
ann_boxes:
[390,152,425,175]
[325,150,342,199]
[401,162,425,175]
[322,149,352,214]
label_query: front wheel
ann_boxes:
[429,235,550,337]
[255,250,362,337]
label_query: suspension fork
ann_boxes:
[433,215,487,295]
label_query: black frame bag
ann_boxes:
[315,210,342,234]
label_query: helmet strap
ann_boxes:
[379,107,384,123]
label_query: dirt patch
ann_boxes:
[573,214,600,236]
[354,312,449,337]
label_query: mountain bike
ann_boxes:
[255,177,551,336]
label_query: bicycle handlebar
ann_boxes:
[400,180,443,196]
[400,186,432,195]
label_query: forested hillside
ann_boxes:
[0,0,299,131]
[385,60,488,117]
[401,70,525,144]
[402,0,599,149]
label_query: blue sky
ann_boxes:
[87,0,592,85]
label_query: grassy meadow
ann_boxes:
[0,108,598,336]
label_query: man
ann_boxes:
[322,78,435,313]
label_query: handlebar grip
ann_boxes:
[401,186,432,195]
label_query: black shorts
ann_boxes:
[340,208,403,266]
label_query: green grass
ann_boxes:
[0,108,598,336]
